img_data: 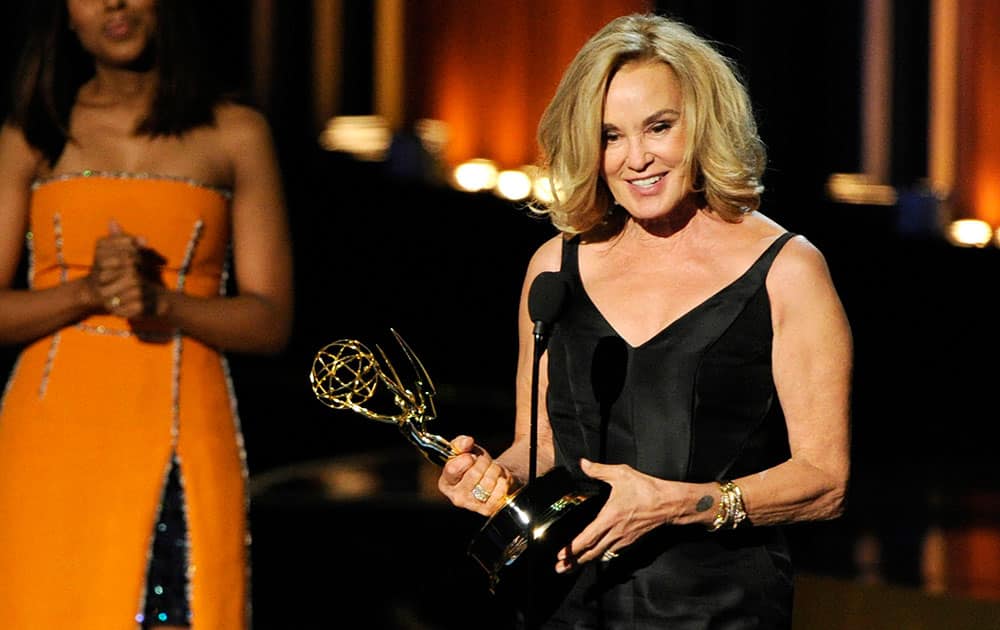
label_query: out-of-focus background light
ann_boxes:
[413,118,449,157]
[531,172,559,206]
[825,173,898,206]
[494,169,533,201]
[452,158,499,192]
[946,219,994,247]
[318,115,391,161]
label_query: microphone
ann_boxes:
[526,271,570,483]
[528,271,570,345]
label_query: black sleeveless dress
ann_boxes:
[523,232,797,630]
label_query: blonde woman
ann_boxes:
[438,13,851,629]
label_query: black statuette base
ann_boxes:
[467,466,610,597]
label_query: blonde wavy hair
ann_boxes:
[530,13,766,234]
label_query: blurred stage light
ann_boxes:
[495,169,533,201]
[414,118,449,157]
[825,173,897,205]
[531,172,560,205]
[319,115,391,161]
[453,158,499,192]
[946,219,993,247]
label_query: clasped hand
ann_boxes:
[85,220,166,319]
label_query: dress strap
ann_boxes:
[766,232,797,260]
[559,234,580,274]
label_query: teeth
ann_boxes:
[631,175,662,187]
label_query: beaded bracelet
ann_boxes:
[707,480,748,531]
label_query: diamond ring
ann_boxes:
[471,484,491,503]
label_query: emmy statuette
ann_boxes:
[309,329,607,596]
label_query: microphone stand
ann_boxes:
[526,270,567,484]
[529,325,546,483]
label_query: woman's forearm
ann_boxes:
[155,290,292,354]
[0,279,100,345]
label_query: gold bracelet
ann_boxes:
[725,481,747,528]
[708,481,730,531]
[707,480,748,531]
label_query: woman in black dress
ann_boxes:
[438,13,852,629]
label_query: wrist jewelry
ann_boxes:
[708,480,748,531]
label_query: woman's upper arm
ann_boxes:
[222,106,294,320]
[512,236,564,444]
[0,124,41,288]
[768,236,853,483]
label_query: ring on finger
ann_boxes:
[600,549,619,562]
[471,484,491,503]
[109,295,121,309]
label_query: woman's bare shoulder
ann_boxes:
[212,102,275,146]
[0,123,45,182]
[766,232,835,300]
[526,233,568,275]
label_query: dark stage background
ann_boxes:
[2,2,999,628]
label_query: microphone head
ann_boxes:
[528,271,570,325]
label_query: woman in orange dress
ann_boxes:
[0,1,293,629]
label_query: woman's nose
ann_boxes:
[626,139,653,171]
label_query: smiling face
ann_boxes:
[601,60,695,223]
[67,0,158,69]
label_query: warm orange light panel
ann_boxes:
[402,0,653,170]
[955,0,1000,225]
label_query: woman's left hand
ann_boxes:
[554,458,678,573]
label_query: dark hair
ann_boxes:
[7,0,226,166]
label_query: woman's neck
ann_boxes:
[79,66,158,107]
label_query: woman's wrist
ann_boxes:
[151,286,173,318]
[75,276,104,313]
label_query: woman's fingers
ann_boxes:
[470,459,510,503]
[438,439,515,515]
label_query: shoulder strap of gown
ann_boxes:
[559,234,580,274]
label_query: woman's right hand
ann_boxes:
[85,220,147,317]
[438,435,514,516]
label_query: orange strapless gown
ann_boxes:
[0,172,249,629]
